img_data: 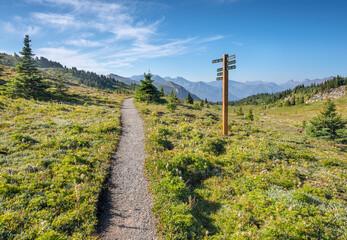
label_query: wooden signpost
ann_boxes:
[212,54,236,135]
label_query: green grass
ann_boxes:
[136,97,346,239]
[0,83,126,239]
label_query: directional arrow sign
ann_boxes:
[217,67,223,72]
[212,58,223,63]
[228,54,236,60]
[217,72,223,76]
[227,65,236,70]
[228,60,236,65]
[216,77,223,81]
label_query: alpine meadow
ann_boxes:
[1,0,347,240]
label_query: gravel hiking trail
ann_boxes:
[98,98,157,240]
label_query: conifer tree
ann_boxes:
[134,73,161,102]
[159,86,165,97]
[54,72,67,95]
[306,99,346,142]
[166,100,177,113]
[185,93,194,104]
[236,107,244,116]
[167,90,178,112]
[169,90,174,100]
[174,92,178,102]
[6,35,47,98]
[0,56,3,80]
[169,90,179,103]
[291,96,296,105]
[246,108,254,121]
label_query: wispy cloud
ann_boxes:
[66,39,104,47]
[37,47,110,72]
[2,21,40,36]
[32,13,76,27]
[197,35,225,44]
[15,0,227,74]
[111,38,196,59]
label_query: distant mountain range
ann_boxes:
[108,73,200,100]
[108,74,138,85]
[153,81,200,100]
[108,73,335,102]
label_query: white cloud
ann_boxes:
[112,23,158,42]
[2,21,40,36]
[197,35,225,43]
[66,39,104,47]
[18,0,228,73]
[32,13,76,27]
[37,47,108,72]
[37,46,136,72]
[112,38,196,59]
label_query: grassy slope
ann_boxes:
[136,96,346,239]
[0,67,127,239]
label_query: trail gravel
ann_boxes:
[98,98,157,240]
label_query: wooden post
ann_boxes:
[212,53,235,136]
[222,54,228,136]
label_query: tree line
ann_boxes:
[0,35,132,98]
[0,52,63,69]
[229,76,347,106]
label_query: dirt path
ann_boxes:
[98,98,157,240]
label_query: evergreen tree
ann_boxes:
[236,107,244,116]
[6,35,47,98]
[306,99,346,142]
[0,56,3,79]
[291,96,296,106]
[200,100,204,107]
[134,73,161,102]
[166,101,177,113]
[169,90,179,103]
[205,98,208,104]
[284,99,291,106]
[169,90,174,100]
[246,109,254,121]
[54,72,67,95]
[185,93,194,104]
[159,86,165,97]
[167,90,178,112]
[174,92,178,102]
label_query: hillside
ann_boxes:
[229,75,347,107]
[0,74,127,238]
[135,95,346,239]
[0,53,132,93]
[108,73,138,85]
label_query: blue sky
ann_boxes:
[0,0,346,83]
